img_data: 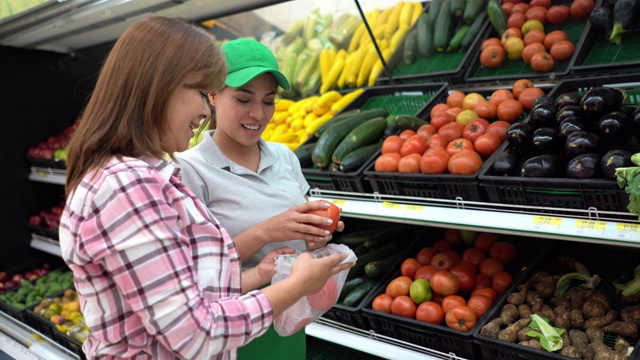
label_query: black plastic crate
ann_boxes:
[364,83,555,201]
[302,83,448,193]
[376,2,490,86]
[464,0,591,84]
[26,156,66,169]
[478,73,640,216]
[27,224,59,240]
[473,241,640,360]
[360,232,550,359]
[322,224,430,330]
[570,16,640,75]
[53,330,86,360]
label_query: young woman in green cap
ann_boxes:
[175,37,343,359]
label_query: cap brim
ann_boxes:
[225,67,290,91]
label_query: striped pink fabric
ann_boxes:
[59,156,272,359]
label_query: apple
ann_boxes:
[29,215,43,226]
[4,280,18,289]
[24,271,39,281]
[12,274,24,282]
[0,272,8,283]
[34,268,49,276]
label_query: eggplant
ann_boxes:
[589,6,613,38]
[506,122,534,150]
[532,127,560,154]
[556,105,584,124]
[492,148,521,176]
[533,95,555,109]
[619,105,638,120]
[555,92,582,110]
[597,111,632,141]
[580,87,627,120]
[521,154,567,178]
[559,116,588,138]
[633,107,640,130]
[600,149,632,179]
[565,131,601,157]
[566,153,601,179]
[529,103,557,129]
[610,0,639,44]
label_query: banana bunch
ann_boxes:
[262,89,364,151]
[319,1,424,93]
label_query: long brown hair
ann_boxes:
[65,17,226,195]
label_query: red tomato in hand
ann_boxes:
[305,201,340,232]
[450,264,476,293]
[492,271,513,294]
[489,241,518,264]
[372,293,394,313]
[446,305,477,332]
[416,301,445,324]
[430,270,460,296]
[391,295,417,318]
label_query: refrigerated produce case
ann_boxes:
[3,0,640,359]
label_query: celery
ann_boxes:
[554,261,601,298]
[612,264,640,297]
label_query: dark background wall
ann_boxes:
[1,43,112,269]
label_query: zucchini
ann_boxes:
[450,0,466,18]
[384,119,402,138]
[293,142,314,168]
[463,0,486,24]
[365,254,400,278]
[339,276,367,302]
[403,29,418,65]
[335,228,385,246]
[447,24,471,52]
[314,109,361,137]
[340,144,380,172]
[487,0,507,36]
[460,11,487,51]
[312,110,387,168]
[416,13,435,58]
[341,280,376,307]
[353,243,370,257]
[348,242,399,279]
[428,0,444,22]
[395,114,429,131]
[433,0,453,52]
[332,117,387,164]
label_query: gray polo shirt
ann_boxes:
[175,130,310,268]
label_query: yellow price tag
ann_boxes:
[403,205,424,212]
[331,200,346,206]
[532,216,563,227]
[616,223,640,233]
[574,220,607,231]
[382,202,402,210]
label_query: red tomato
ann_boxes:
[375,153,401,172]
[431,293,445,305]
[417,124,437,140]
[489,241,518,264]
[381,135,404,155]
[443,250,461,266]
[445,305,477,332]
[414,265,438,281]
[550,40,575,62]
[430,252,455,271]
[400,135,428,157]
[307,277,338,311]
[431,103,451,119]
[518,87,546,111]
[448,150,483,175]
[420,147,450,174]
[473,133,502,158]
[456,260,478,273]
[450,264,476,293]
[462,118,489,143]
[473,274,492,291]
[446,138,475,157]
[530,52,555,73]
[427,134,448,149]
[438,122,465,144]
[391,295,417,318]
[479,258,505,279]
[462,248,487,268]
[546,5,570,24]
[473,100,496,120]
[467,294,493,318]
[305,201,340,232]
[570,0,594,19]
[401,258,422,279]
[525,6,548,23]
[398,153,422,173]
[474,233,498,253]
[512,79,534,100]
[444,229,462,246]
[386,276,413,298]
[432,240,452,253]
[471,287,498,301]
[529,0,550,8]
[431,113,453,130]
[416,247,439,265]
[442,295,467,314]
[492,271,513,294]
[399,129,416,140]
[496,99,524,123]
[416,301,445,324]
[486,121,511,142]
[430,270,460,296]
[372,293,394,313]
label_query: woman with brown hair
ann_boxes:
[59,16,352,359]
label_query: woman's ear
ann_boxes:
[208,92,216,107]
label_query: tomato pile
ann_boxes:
[374,79,544,175]
[371,229,518,332]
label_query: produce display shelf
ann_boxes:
[478,74,640,217]
[29,167,66,185]
[571,24,640,74]
[30,234,62,257]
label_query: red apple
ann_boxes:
[0,272,8,283]
[12,274,24,282]
[34,268,49,276]
[25,271,39,281]
[4,280,18,289]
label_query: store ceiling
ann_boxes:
[0,0,284,54]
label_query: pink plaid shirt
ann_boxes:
[59,156,272,359]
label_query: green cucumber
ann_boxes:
[314,109,361,137]
[395,114,429,131]
[348,242,399,279]
[428,0,444,22]
[312,109,388,168]
[487,0,507,36]
[447,24,471,52]
[335,228,385,246]
[341,280,376,307]
[450,0,466,18]
[461,11,487,51]
[463,0,486,24]
[332,117,387,164]
[433,0,453,52]
[403,29,418,65]
[417,13,435,58]
[339,276,368,301]
[340,144,380,172]
[365,254,400,278]
[293,143,315,168]
[353,243,370,257]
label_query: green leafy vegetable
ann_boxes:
[616,154,640,219]
[527,314,564,352]
[554,261,601,298]
[612,264,640,297]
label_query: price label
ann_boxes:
[615,223,640,240]
[532,216,563,230]
[331,200,346,206]
[574,220,607,237]
[403,205,424,212]
[382,202,402,210]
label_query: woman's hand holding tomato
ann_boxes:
[304,201,341,233]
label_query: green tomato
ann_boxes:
[461,230,478,246]
[409,278,432,305]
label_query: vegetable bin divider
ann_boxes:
[478,73,640,218]
[472,241,640,360]
[360,231,550,359]
[301,83,448,193]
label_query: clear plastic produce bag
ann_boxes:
[272,243,357,336]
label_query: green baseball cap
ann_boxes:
[221,38,290,91]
